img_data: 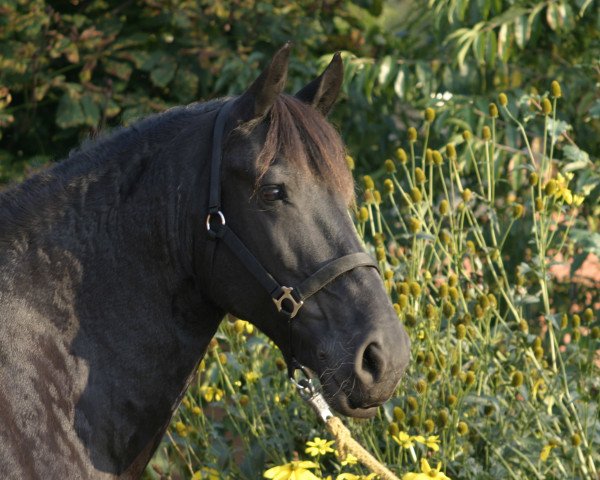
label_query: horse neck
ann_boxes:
[0,106,225,477]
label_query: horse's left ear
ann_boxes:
[295,52,343,116]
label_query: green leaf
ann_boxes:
[546,3,561,31]
[150,61,176,88]
[562,145,591,172]
[497,22,512,63]
[102,59,133,81]
[55,91,85,128]
[514,15,529,48]
[80,93,100,127]
[485,29,497,65]
[393,66,406,99]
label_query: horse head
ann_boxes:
[202,44,410,418]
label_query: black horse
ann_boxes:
[0,45,409,479]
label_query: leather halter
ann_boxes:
[206,100,378,321]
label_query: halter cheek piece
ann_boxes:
[206,100,379,376]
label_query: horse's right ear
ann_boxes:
[295,52,343,116]
[232,43,291,123]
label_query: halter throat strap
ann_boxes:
[206,101,378,319]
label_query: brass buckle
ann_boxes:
[273,286,303,318]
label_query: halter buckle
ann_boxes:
[273,286,303,318]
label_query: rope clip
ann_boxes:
[290,364,333,423]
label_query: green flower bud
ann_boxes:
[383,178,394,195]
[443,301,455,318]
[513,203,524,218]
[409,217,421,233]
[363,175,374,190]
[561,314,568,329]
[448,273,458,287]
[529,172,539,186]
[489,102,499,118]
[439,229,452,246]
[358,207,369,222]
[533,337,542,348]
[439,199,450,215]
[373,190,382,204]
[407,396,418,411]
[425,107,435,123]
[396,147,408,163]
[542,98,552,115]
[393,303,401,316]
[393,406,405,423]
[534,346,544,360]
[456,324,466,340]
[345,155,355,170]
[397,282,409,295]
[439,284,449,298]
[408,127,418,143]
[519,319,529,333]
[478,294,490,310]
[405,313,417,327]
[424,419,435,433]
[388,422,400,437]
[487,293,497,309]
[408,415,419,427]
[437,409,449,427]
[385,159,396,173]
[415,167,426,184]
[410,187,422,203]
[551,80,562,98]
[462,130,472,142]
[447,394,458,407]
[591,326,600,339]
[415,352,424,364]
[482,126,492,141]
[573,328,581,342]
[425,303,436,320]
[450,364,460,377]
[498,93,508,107]
[466,240,476,254]
[449,287,459,302]
[364,190,374,204]
[465,371,476,386]
[535,196,544,212]
[572,314,581,328]
[544,179,558,196]
[571,433,581,447]
[424,351,435,368]
[432,150,443,165]
[426,148,434,165]
[427,369,438,383]
[398,294,409,310]
[376,246,386,262]
[446,143,456,159]
[416,379,427,394]
[511,371,524,387]
[461,188,472,202]
[474,304,484,319]
[583,308,594,323]
[457,421,469,435]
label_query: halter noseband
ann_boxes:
[206,100,378,371]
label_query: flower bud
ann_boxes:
[410,187,422,203]
[461,188,472,202]
[482,126,492,141]
[427,369,438,383]
[447,394,458,407]
[535,197,544,212]
[415,167,426,184]
[534,346,544,360]
[439,199,450,215]
[388,422,400,436]
[466,240,476,254]
[376,246,386,262]
[345,155,355,170]
[407,396,418,411]
[498,93,508,107]
[239,394,249,406]
[465,371,476,386]
[512,203,524,218]
[483,405,494,416]
[560,314,568,329]
[544,179,558,196]
[457,421,469,435]
[409,217,421,233]
[384,158,396,173]
[424,419,435,433]
[425,303,436,320]
[489,103,498,118]
[572,314,581,328]
[426,149,434,165]
[439,229,452,246]
[358,207,369,222]
[437,409,448,427]
[398,294,409,310]
[542,98,552,115]
[393,406,405,423]
[583,308,594,323]
[529,172,539,186]
[373,190,382,204]
[448,273,458,287]
[396,147,408,163]
[573,328,581,341]
[409,281,421,297]
[551,80,562,98]
[416,379,427,394]
[591,326,599,339]
[363,175,374,190]
[456,324,466,340]
[383,178,394,195]
[408,127,418,142]
[571,433,581,447]
[462,130,472,142]
[450,364,460,377]
[443,301,455,318]
[446,143,456,159]
[425,107,435,123]
[432,150,443,165]
[449,286,459,302]
[511,371,524,387]
[405,313,417,327]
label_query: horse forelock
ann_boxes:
[254,95,355,205]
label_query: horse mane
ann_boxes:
[254,94,354,204]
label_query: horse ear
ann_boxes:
[295,52,343,116]
[233,43,291,123]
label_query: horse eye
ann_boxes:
[260,185,285,202]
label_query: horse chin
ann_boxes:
[326,392,380,419]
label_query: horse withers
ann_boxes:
[0,44,410,479]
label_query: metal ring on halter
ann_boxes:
[289,363,333,422]
[205,211,226,233]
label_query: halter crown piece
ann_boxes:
[206,100,379,370]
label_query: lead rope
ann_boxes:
[292,373,401,480]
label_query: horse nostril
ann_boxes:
[358,342,385,384]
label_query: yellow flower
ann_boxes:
[305,437,335,457]
[336,451,358,466]
[263,461,320,480]
[413,435,441,452]
[245,371,260,383]
[199,386,224,402]
[337,474,378,480]
[540,444,556,462]
[402,459,451,480]
[192,467,220,480]
[391,431,414,449]
[175,421,187,437]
